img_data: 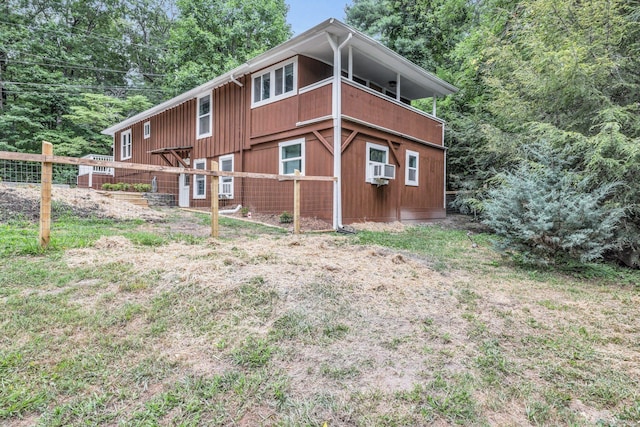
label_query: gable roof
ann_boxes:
[102,18,458,136]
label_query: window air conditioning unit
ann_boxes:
[371,163,396,180]
[219,182,233,199]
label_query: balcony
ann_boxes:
[78,154,114,176]
[341,79,444,146]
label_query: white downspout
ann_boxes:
[327,31,353,230]
[443,150,447,211]
[220,204,243,215]
[230,74,243,87]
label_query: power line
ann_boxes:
[0,19,168,51]
[4,82,167,92]
[2,89,166,97]
[6,58,167,77]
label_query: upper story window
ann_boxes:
[365,142,389,183]
[193,158,206,199]
[197,93,212,139]
[121,129,132,160]
[252,58,297,108]
[279,138,305,175]
[405,150,419,186]
[143,121,151,139]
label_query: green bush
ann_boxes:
[101,182,150,192]
[279,211,293,224]
[133,183,151,192]
[482,141,624,264]
[240,207,250,217]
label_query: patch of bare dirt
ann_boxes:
[0,183,166,222]
[224,210,333,232]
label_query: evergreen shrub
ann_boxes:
[482,142,624,264]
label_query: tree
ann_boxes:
[346,0,640,267]
[0,0,173,154]
[346,0,475,72]
[483,140,624,264]
[163,0,291,94]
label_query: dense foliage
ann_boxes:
[347,0,640,267]
[0,0,290,156]
[482,141,624,264]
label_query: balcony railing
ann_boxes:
[78,154,114,176]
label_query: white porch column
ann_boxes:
[327,32,352,230]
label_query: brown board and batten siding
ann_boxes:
[341,132,400,223]
[298,56,332,87]
[242,133,333,221]
[208,77,246,158]
[250,96,299,139]
[399,140,446,222]
[341,82,443,145]
[111,99,199,196]
[298,84,332,123]
[340,122,445,224]
[104,50,447,222]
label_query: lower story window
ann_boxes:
[279,138,305,175]
[405,150,419,186]
[219,154,234,199]
[365,142,389,183]
[193,158,206,199]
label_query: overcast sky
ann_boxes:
[286,0,351,35]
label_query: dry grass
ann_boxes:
[1,192,639,426]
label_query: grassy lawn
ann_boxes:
[1,212,639,426]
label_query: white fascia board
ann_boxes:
[102,18,457,136]
[101,66,248,136]
[347,35,457,97]
[102,21,338,136]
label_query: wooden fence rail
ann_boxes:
[0,150,335,181]
[0,144,337,245]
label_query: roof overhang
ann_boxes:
[102,18,458,136]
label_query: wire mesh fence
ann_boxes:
[0,151,336,237]
[217,177,333,230]
[0,159,78,186]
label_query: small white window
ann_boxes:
[365,142,389,183]
[197,93,212,138]
[279,138,305,175]
[252,58,298,107]
[120,129,132,160]
[219,154,234,199]
[405,150,419,186]
[143,121,151,139]
[253,72,270,104]
[193,158,206,199]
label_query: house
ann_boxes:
[99,18,457,228]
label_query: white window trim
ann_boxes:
[405,150,419,186]
[219,154,234,199]
[120,129,132,160]
[196,93,212,139]
[193,158,206,199]
[365,142,389,183]
[279,138,305,175]
[251,57,298,108]
[143,121,151,139]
